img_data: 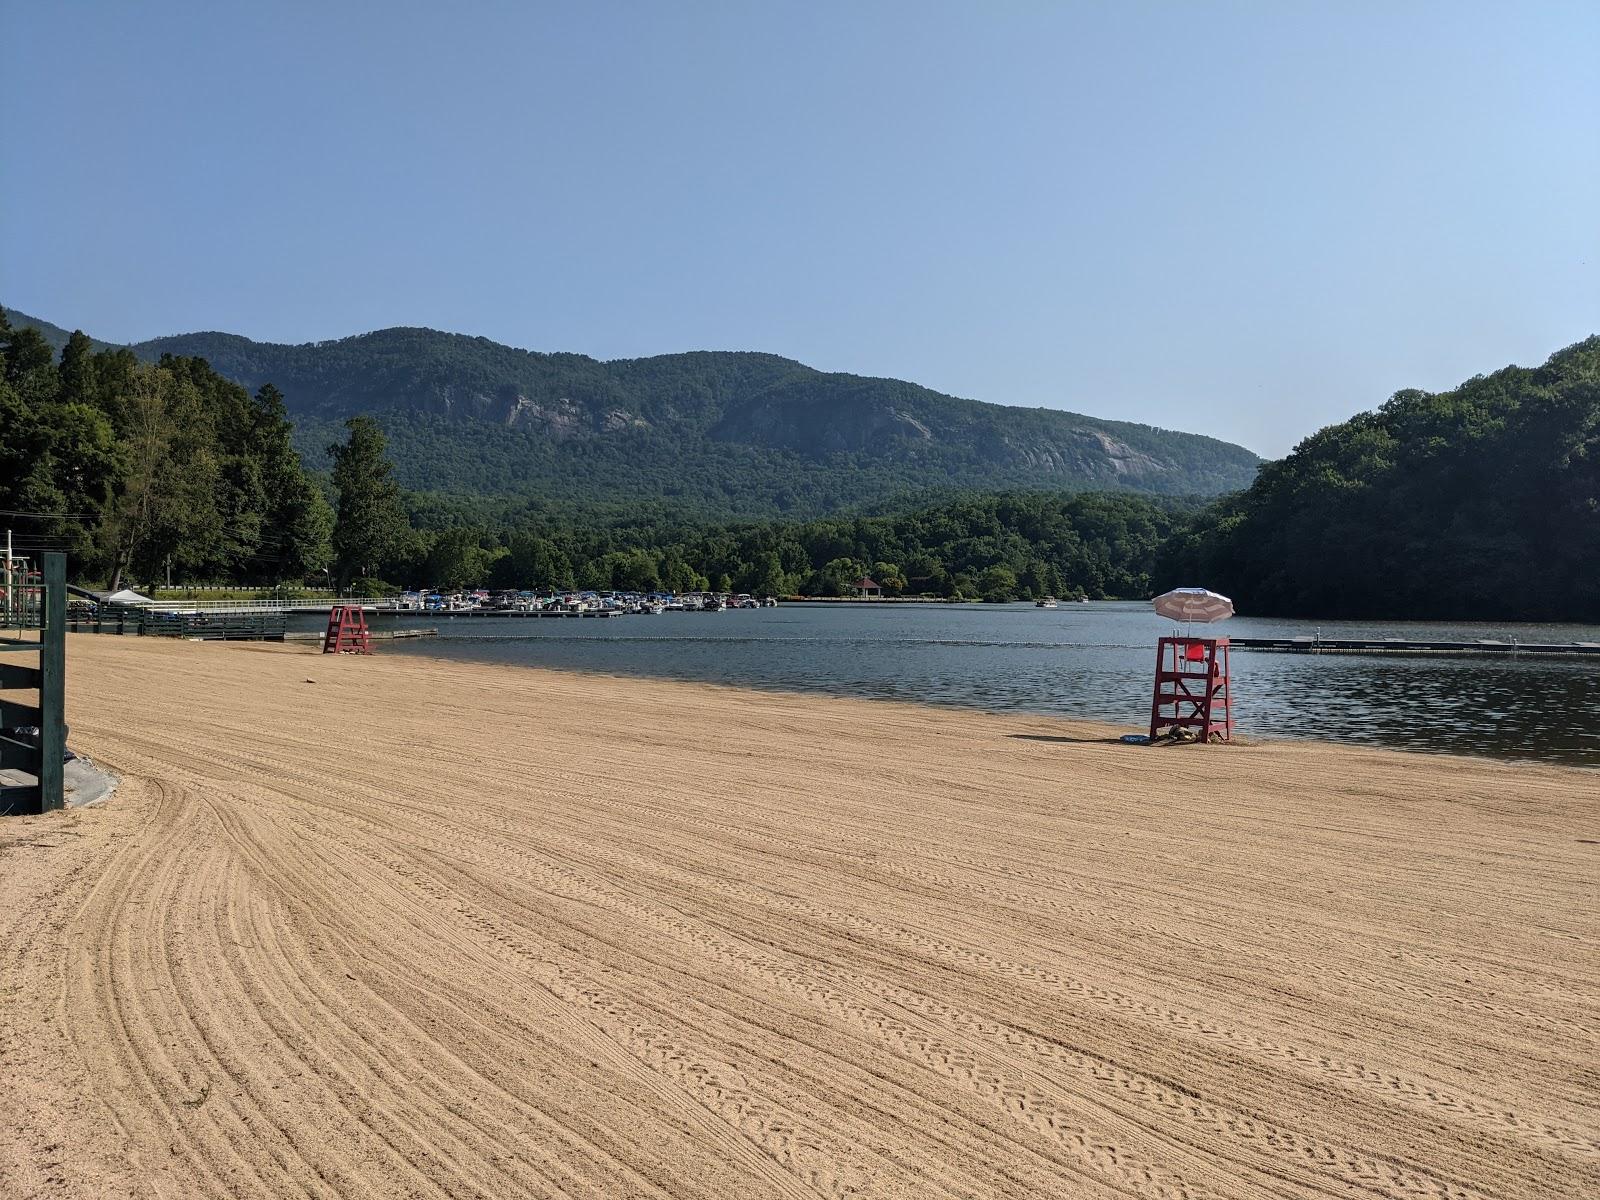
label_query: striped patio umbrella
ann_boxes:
[1151,587,1234,624]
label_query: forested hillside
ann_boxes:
[6,310,1260,513]
[0,312,331,590]
[1158,337,1600,620]
[12,301,1594,619]
[0,306,1190,598]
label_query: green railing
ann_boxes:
[1,554,66,815]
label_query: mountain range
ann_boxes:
[8,307,1260,516]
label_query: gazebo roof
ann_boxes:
[853,576,880,588]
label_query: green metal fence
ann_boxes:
[1,554,66,815]
[66,608,288,639]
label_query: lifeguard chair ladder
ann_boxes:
[323,605,373,654]
[1149,636,1233,742]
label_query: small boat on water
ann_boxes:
[1036,597,1059,609]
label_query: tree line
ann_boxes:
[1,311,331,591]
[356,482,1194,601]
[0,309,1188,601]
[1157,335,1600,620]
[9,306,1597,618]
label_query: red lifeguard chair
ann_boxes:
[323,605,373,654]
[1149,636,1233,742]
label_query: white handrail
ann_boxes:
[129,598,403,613]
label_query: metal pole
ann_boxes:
[38,553,66,811]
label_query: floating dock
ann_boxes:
[429,608,622,618]
[1232,637,1600,659]
[284,628,439,644]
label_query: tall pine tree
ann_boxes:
[329,416,408,585]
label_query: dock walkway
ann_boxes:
[1232,636,1600,658]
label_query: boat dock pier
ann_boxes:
[283,628,438,644]
[429,608,622,618]
[1231,636,1600,659]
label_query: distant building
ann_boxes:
[853,576,882,598]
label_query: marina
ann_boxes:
[86,589,777,617]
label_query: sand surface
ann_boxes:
[1,635,1596,1199]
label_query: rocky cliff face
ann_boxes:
[707,375,1180,484]
[498,395,648,438]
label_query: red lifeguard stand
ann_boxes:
[323,605,373,654]
[1149,636,1233,742]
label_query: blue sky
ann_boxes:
[3,1,1595,456]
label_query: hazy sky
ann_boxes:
[3,1,1596,456]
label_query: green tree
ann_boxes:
[246,385,332,579]
[977,564,1019,602]
[495,534,573,590]
[871,561,907,596]
[609,548,662,592]
[98,367,179,590]
[658,550,699,593]
[1158,336,1600,619]
[1,324,55,386]
[329,416,409,586]
[425,528,492,590]
[810,557,863,596]
[743,550,788,596]
[58,330,98,399]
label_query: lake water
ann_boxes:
[337,602,1600,766]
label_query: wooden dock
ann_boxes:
[284,628,439,643]
[68,612,442,643]
[1232,636,1600,658]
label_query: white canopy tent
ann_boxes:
[104,589,157,607]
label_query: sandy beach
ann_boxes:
[1,635,1595,1199]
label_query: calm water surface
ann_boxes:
[338,602,1600,766]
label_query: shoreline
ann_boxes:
[385,639,1600,771]
[2,636,1595,1198]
